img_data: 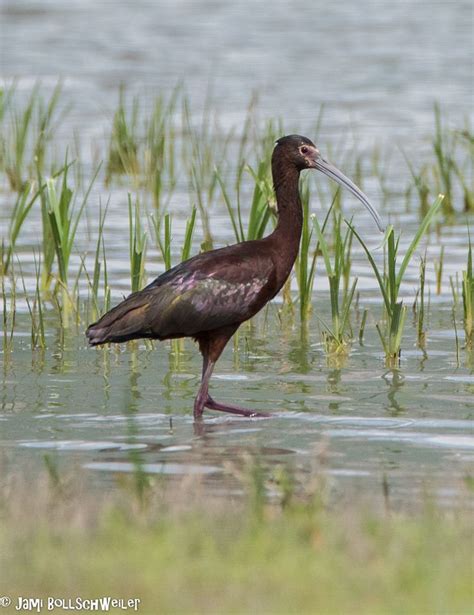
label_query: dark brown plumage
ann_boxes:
[87,135,383,418]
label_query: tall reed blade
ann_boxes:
[461,234,473,349]
[128,194,147,293]
[348,195,443,366]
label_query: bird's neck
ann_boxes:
[267,162,303,285]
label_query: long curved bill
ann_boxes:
[314,157,385,232]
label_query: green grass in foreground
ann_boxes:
[1,471,472,615]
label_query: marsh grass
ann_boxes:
[128,194,147,293]
[0,82,64,192]
[294,180,323,323]
[461,233,473,349]
[43,159,99,324]
[17,251,46,349]
[313,210,356,358]
[415,255,427,349]
[434,245,445,295]
[105,86,140,182]
[433,103,455,216]
[1,267,16,354]
[403,151,430,217]
[144,89,179,209]
[82,200,111,322]
[1,180,41,274]
[215,157,275,245]
[349,195,443,366]
[0,88,472,351]
[454,126,474,213]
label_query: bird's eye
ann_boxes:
[300,146,309,155]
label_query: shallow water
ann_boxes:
[1,0,473,508]
[1,288,473,509]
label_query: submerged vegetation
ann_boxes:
[0,84,473,365]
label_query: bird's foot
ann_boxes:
[204,395,270,418]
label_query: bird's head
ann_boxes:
[274,134,384,232]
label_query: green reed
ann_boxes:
[182,96,235,250]
[1,267,16,354]
[128,194,147,293]
[18,252,45,350]
[45,160,98,293]
[403,152,430,217]
[434,245,445,295]
[84,199,111,321]
[415,255,427,349]
[144,89,179,210]
[0,83,64,192]
[1,181,41,274]
[105,86,178,213]
[432,104,455,216]
[1,87,472,349]
[349,195,443,366]
[153,206,197,270]
[313,211,356,354]
[106,86,140,182]
[294,185,334,323]
[403,107,471,217]
[1,85,37,191]
[461,234,473,349]
[216,156,275,244]
[453,126,473,213]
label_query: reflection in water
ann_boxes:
[126,349,143,412]
[417,348,428,371]
[287,328,313,374]
[383,369,406,416]
[326,369,345,413]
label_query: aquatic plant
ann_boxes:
[83,200,111,321]
[144,89,179,210]
[216,157,275,244]
[105,86,140,182]
[1,181,41,275]
[349,195,443,366]
[294,180,320,322]
[17,252,45,349]
[403,152,430,217]
[434,245,445,295]
[152,207,198,272]
[0,83,64,192]
[432,104,455,216]
[415,255,427,349]
[313,210,356,354]
[1,267,16,354]
[128,194,147,293]
[45,161,98,297]
[453,126,474,213]
[461,234,473,349]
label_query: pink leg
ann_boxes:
[205,395,270,418]
[193,358,213,419]
[193,357,270,419]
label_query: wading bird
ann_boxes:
[87,135,383,419]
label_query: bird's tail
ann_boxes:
[86,292,151,346]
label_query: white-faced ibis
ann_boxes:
[86,135,384,419]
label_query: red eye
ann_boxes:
[301,146,309,155]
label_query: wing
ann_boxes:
[145,242,276,338]
[87,241,276,344]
